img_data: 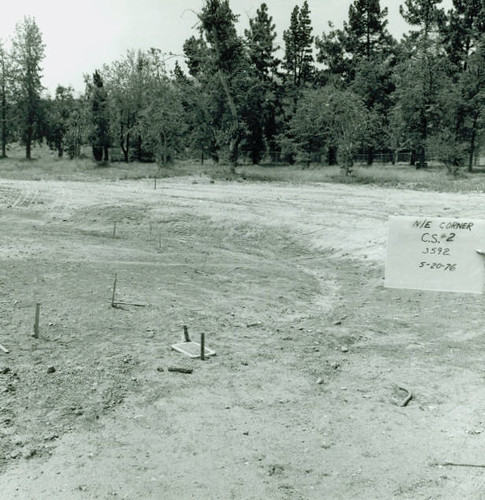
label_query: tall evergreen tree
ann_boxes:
[345,0,394,61]
[11,16,45,160]
[245,3,280,81]
[317,0,395,164]
[244,3,281,163]
[397,0,446,168]
[317,0,394,82]
[442,0,484,71]
[282,1,314,87]
[46,85,75,158]
[400,0,446,42]
[90,70,110,162]
[0,40,13,158]
[346,0,395,164]
[442,0,485,171]
[198,0,247,170]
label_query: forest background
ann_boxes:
[0,0,484,176]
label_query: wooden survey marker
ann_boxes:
[385,216,485,294]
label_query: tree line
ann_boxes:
[1,0,485,175]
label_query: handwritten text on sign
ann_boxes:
[385,216,485,294]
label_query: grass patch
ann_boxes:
[1,144,485,193]
[236,162,485,193]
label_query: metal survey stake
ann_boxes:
[33,303,40,337]
[111,273,117,307]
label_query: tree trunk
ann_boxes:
[121,112,130,162]
[93,146,102,162]
[218,69,239,173]
[1,83,6,158]
[137,135,142,162]
[120,122,129,162]
[121,131,129,162]
[468,113,478,173]
[26,133,32,160]
[367,147,374,166]
[229,135,240,173]
[160,132,168,165]
[417,146,426,169]
[327,146,337,165]
[410,149,416,166]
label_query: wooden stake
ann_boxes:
[112,221,117,238]
[183,325,190,342]
[33,303,40,338]
[111,274,117,307]
[438,462,485,469]
[0,343,9,354]
[154,177,157,190]
[168,366,193,374]
[200,333,205,361]
[159,234,162,249]
[114,301,147,307]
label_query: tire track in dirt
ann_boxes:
[1,178,485,499]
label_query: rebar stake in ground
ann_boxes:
[111,274,117,307]
[33,303,40,338]
[183,325,190,342]
[398,386,413,407]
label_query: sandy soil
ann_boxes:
[1,175,485,499]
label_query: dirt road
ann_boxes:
[1,177,485,499]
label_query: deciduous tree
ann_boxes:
[289,86,368,174]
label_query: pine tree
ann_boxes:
[346,0,395,164]
[317,1,395,164]
[399,0,445,44]
[442,0,484,71]
[90,70,110,162]
[245,3,280,81]
[244,3,281,163]
[11,16,46,159]
[397,0,446,168]
[317,0,395,82]
[282,1,314,87]
[200,0,244,75]
[346,0,394,60]
[198,0,246,170]
[46,85,75,158]
[183,35,210,78]
[441,0,485,171]
[0,39,12,158]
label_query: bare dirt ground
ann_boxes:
[1,174,485,499]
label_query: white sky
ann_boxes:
[0,0,453,96]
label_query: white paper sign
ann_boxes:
[385,216,485,294]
